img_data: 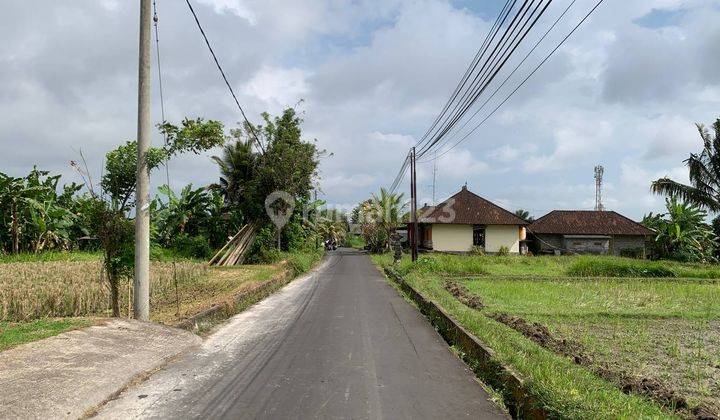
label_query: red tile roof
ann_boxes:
[419,186,527,225]
[529,210,652,236]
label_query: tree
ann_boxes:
[79,118,225,316]
[514,209,534,222]
[651,118,720,211]
[357,190,407,252]
[211,107,322,255]
[642,197,716,262]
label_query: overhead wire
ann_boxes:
[416,0,529,154]
[419,0,579,162]
[414,0,515,151]
[425,0,607,161]
[184,0,263,148]
[418,0,554,158]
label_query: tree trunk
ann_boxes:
[109,274,120,317]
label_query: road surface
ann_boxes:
[98,249,505,419]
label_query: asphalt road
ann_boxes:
[98,249,506,419]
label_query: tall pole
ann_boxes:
[410,148,418,262]
[134,0,152,321]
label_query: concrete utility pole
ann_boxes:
[410,148,418,262]
[134,0,152,321]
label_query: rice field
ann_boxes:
[0,260,209,322]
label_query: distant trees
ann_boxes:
[642,197,716,262]
[514,209,534,222]
[356,189,407,252]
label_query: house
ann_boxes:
[414,186,528,253]
[527,210,653,256]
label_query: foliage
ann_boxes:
[651,117,720,211]
[170,234,212,260]
[497,245,510,256]
[0,168,84,254]
[566,256,677,277]
[642,197,716,262]
[356,190,407,252]
[514,209,534,222]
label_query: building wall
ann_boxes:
[610,235,646,256]
[431,224,473,252]
[535,234,563,254]
[534,233,647,256]
[485,225,520,253]
[563,237,609,254]
[431,224,520,253]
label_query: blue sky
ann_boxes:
[1,0,719,220]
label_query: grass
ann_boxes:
[0,318,91,351]
[344,234,365,249]
[0,251,102,263]
[373,253,720,418]
[0,248,325,347]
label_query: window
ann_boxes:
[473,225,486,247]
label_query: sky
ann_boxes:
[1,0,719,221]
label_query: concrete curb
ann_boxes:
[383,267,548,420]
[175,268,293,331]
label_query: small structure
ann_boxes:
[527,210,652,256]
[414,186,528,253]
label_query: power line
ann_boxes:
[426,0,607,161]
[184,0,262,147]
[420,0,579,161]
[152,0,171,189]
[414,0,514,151]
[418,0,553,158]
[416,0,529,154]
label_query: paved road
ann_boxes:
[98,249,505,419]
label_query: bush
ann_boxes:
[470,245,485,256]
[566,256,676,278]
[497,246,509,256]
[619,247,644,259]
[171,234,212,260]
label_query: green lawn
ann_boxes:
[375,253,720,418]
[0,318,91,351]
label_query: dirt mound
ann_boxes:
[489,312,704,417]
[489,313,588,364]
[442,280,484,309]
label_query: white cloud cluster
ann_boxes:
[0,0,719,220]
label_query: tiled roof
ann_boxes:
[528,210,653,236]
[419,186,527,225]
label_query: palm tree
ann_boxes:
[0,172,47,253]
[514,209,533,222]
[370,188,407,250]
[643,197,715,261]
[652,118,720,211]
[210,139,256,205]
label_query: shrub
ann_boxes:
[470,245,485,256]
[172,234,212,259]
[619,247,644,259]
[497,246,510,256]
[566,256,676,278]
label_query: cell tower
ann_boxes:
[594,165,604,211]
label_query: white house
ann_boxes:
[414,186,528,253]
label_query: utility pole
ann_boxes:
[431,151,437,205]
[410,148,418,262]
[134,0,152,321]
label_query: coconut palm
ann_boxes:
[210,139,256,205]
[652,118,720,211]
[369,188,407,250]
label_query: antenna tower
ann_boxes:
[594,165,604,211]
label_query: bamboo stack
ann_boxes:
[208,222,259,266]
